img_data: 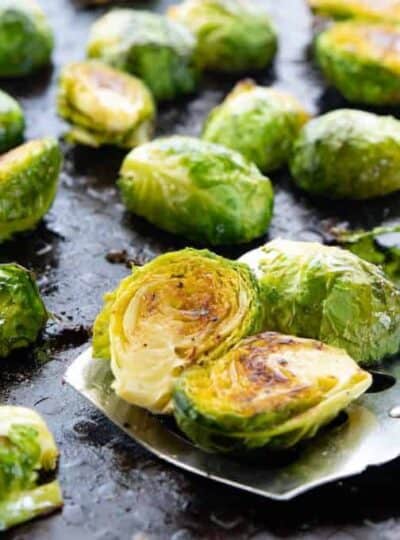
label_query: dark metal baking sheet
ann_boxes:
[1,0,400,539]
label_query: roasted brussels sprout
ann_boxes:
[168,0,277,73]
[203,80,309,173]
[118,136,274,245]
[308,0,400,23]
[315,21,400,105]
[93,248,263,413]
[0,0,53,77]
[0,264,47,357]
[240,239,400,365]
[87,10,198,102]
[0,137,62,241]
[290,109,400,199]
[0,406,62,531]
[333,224,400,287]
[174,332,372,453]
[57,61,155,148]
[0,90,24,153]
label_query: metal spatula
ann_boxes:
[64,348,400,501]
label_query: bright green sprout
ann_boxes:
[315,21,400,105]
[290,109,400,199]
[0,0,54,77]
[0,406,63,531]
[93,248,263,413]
[57,60,155,149]
[118,136,274,246]
[0,90,24,153]
[174,332,371,453]
[203,80,309,173]
[240,239,400,366]
[0,137,62,241]
[168,0,277,73]
[87,9,199,102]
[0,263,47,358]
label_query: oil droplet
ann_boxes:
[389,406,400,418]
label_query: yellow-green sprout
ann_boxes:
[316,21,400,105]
[58,61,155,148]
[0,90,24,153]
[0,406,63,531]
[308,0,400,23]
[87,10,199,101]
[290,109,400,199]
[0,138,62,241]
[118,136,274,246]
[174,332,371,453]
[203,80,309,172]
[168,0,277,73]
[0,0,53,77]
[93,248,263,414]
[240,239,400,366]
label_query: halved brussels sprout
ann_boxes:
[0,137,62,241]
[0,90,24,153]
[174,332,372,453]
[86,10,198,102]
[0,406,63,531]
[203,80,309,173]
[0,263,47,357]
[92,248,263,413]
[57,61,155,148]
[168,0,277,73]
[118,136,274,246]
[290,109,400,199]
[0,0,53,77]
[333,224,400,287]
[308,0,400,23]
[240,239,400,365]
[315,21,400,105]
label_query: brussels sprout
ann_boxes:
[118,136,274,245]
[0,90,24,153]
[0,263,47,357]
[333,224,400,287]
[0,137,62,241]
[240,239,400,365]
[86,10,198,102]
[168,0,277,73]
[174,332,372,453]
[92,248,263,413]
[57,61,155,149]
[0,0,53,77]
[0,406,63,530]
[308,0,400,23]
[290,109,400,199]
[315,21,400,105]
[203,80,309,173]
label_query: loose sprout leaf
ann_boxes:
[308,0,400,24]
[174,332,371,453]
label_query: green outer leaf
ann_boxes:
[0,90,24,153]
[87,10,199,101]
[0,264,47,358]
[0,480,63,531]
[0,137,62,242]
[203,80,309,172]
[333,224,400,287]
[315,22,400,105]
[0,0,53,77]
[308,0,400,23]
[240,239,400,365]
[57,61,156,149]
[118,136,274,246]
[168,0,277,73]
[290,109,400,199]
